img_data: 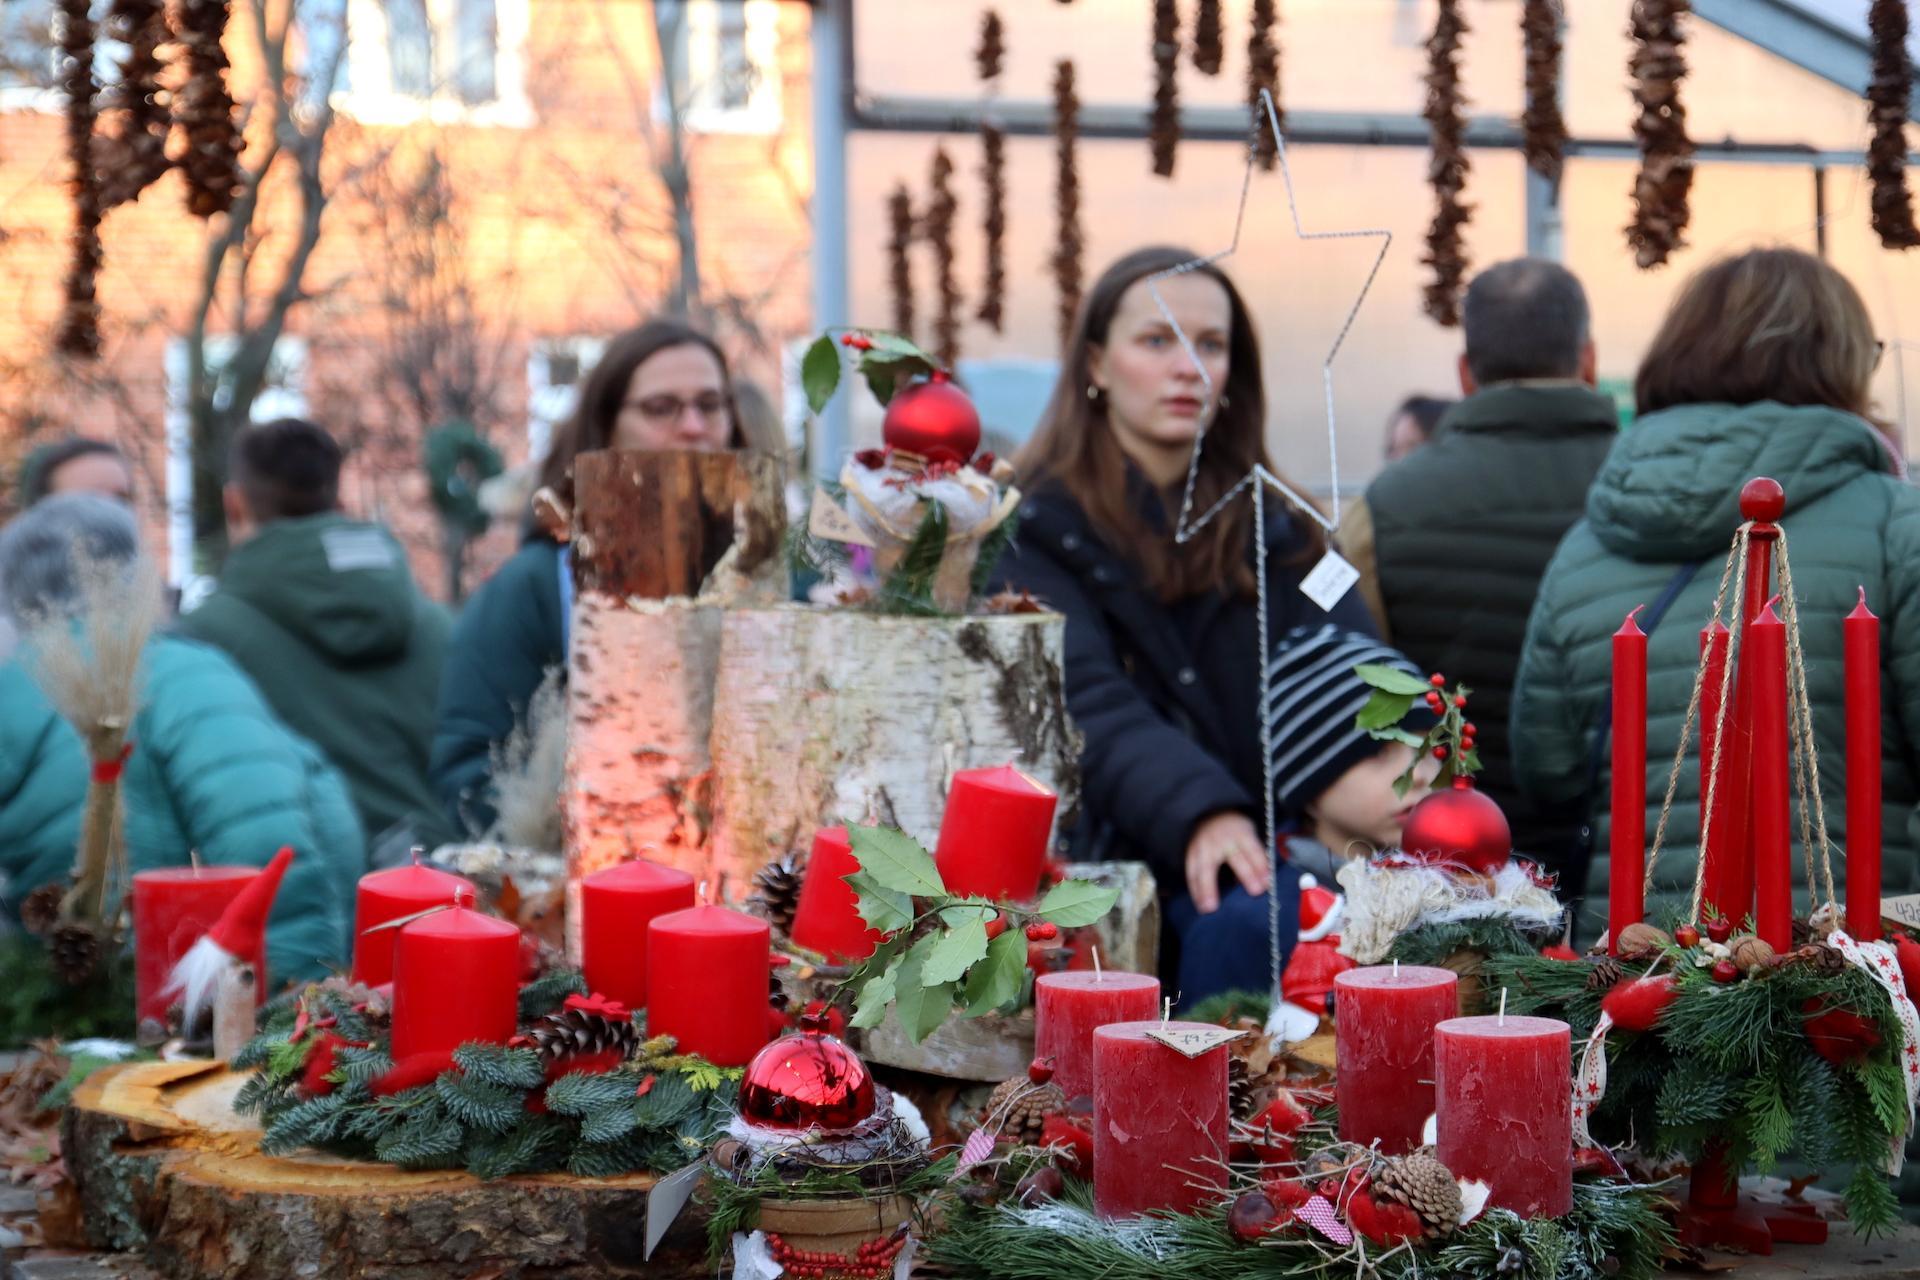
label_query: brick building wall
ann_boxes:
[0,0,816,601]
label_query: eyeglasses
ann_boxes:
[622,392,733,426]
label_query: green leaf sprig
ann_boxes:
[1353,663,1482,796]
[801,328,945,416]
[835,825,1120,1043]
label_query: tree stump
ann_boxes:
[707,609,1080,891]
[60,1062,714,1280]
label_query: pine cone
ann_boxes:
[1228,1054,1258,1121]
[19,883,66,937]
[749,854,805,938]
[1808,943,1849,977]
[1374,1149,1463,1238]
[48,920,105,986]
[983,1076,1067,1144]
[1585,957,1627,992]
[528,1005,638,1062]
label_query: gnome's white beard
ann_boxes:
[160,933,236,1032]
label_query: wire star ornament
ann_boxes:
[1144,90,1392,1001]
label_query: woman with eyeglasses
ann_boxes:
[1514,246,1920,944]
[430,320,781,837]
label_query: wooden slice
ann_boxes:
[61,1062,713,1279]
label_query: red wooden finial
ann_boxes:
[1739,477,1785,524]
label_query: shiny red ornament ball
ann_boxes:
[1704,916,1733,944]
[1803,998,1883,1066]
[738,1011,877,1133]
[1028,1056,1056,1085]
[1674,924,1701,948]
[1711,959,1739,984]
[1600,974,1679,1032]
[1399,776,1512,873]
[880,374,981,465]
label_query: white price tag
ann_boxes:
[1143,1026,1249,1058]
[1299,549,1360,612]
[1884,893,1920,932]
[808,488,875,547]
[645,1162,706,1260]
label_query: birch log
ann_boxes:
[706,608,1080,890]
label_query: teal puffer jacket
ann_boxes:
[0,633,363,982]
[1512,401,1920,937]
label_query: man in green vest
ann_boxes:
[1343,259,1617,881]
[179,418,455,860]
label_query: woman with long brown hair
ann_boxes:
[430,319,781,835]
[996,245,1377,999]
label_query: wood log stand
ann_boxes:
[58,1062,712,1279]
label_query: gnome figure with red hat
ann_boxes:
[161,847,295,1057]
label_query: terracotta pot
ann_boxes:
[756,1192,915,1265]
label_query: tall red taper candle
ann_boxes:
[1749,599,1793,951]
[581,859,696,1008]
[1846,588,1883,940]
[389,892,520,1063]
[1609,608,1648,952]
[934,765,1058,901]
[1698,623,1732,915]
[788,827,884,963]
[647,904,771,1066]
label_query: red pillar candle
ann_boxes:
[1749,600,1793,951]
[1610,608,1649,952]
[647,905,771,1066]
[1435,1014,1573,1217]
[1034,970,1161,1101]
[352,860,476,986]
[1091,1021,1231,1219]
[132,865,262,1024]
[581,859,696,1008]
[1334,965,1459,1155]
[388,897,520,1063]
[788,827,884,963]
[1846,589,1883,941]
[1699,623,1732,915]
[934,765,1058,901]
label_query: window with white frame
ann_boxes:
[663,0,783,135]
[0,0,126,107]
[525,337,606,465]
[162,337,310,593]
[337,0,531,126]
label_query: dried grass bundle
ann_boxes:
[483,666,568,853]
[21,547,163,924]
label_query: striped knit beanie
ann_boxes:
[1265,624,1434,821]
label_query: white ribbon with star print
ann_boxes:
[1572,1011,1615,1151]
[1825,929,1920,1172]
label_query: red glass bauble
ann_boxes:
[1400,776,1511,873]
[881,375,981,465]
[738,1013,877,1132]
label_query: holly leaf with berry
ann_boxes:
[1353,665,1483,797]
[801,328,944,415]
[834,824,1120,1042]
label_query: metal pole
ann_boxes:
[809,0,851,480]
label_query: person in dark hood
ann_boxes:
[178,418,453,859]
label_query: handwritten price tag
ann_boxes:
[1299,549,1360,611]
[808,489,875,547]
[1144,1026,1249,1058]
[1884,894,1920,932]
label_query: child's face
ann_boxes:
[1308,742,1441,857]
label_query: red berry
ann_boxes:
[1024,921,1059,941]
[1425,692,1444,708]
[1711,959,1740,984]
[1433,746,1448,760]
[1674,924,1701,948]
[1453,695,1467,708]
[1430,673,1446,687]
[1028,1056,1057,1085]
[1460,737,1476,752]
[1464,722,1478,736]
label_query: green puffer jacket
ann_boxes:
[0,633,363,983]
[1512,401,1920,938]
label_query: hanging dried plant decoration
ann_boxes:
[1150,0,1181,177]
[95,0,173,210]
[976,10,1007,332]
[176,0,244,217]
[56,0,103,358]
[928,145,963,370]
[1053,59,1084,349]
[1248,0,1281,170]
[1521,0,1567,188]
[888,184,916,339]
[1868,0,1920,249]
[1626,0,1695,268]
[1194,0,1224,76]
[1421,0,1471,327]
